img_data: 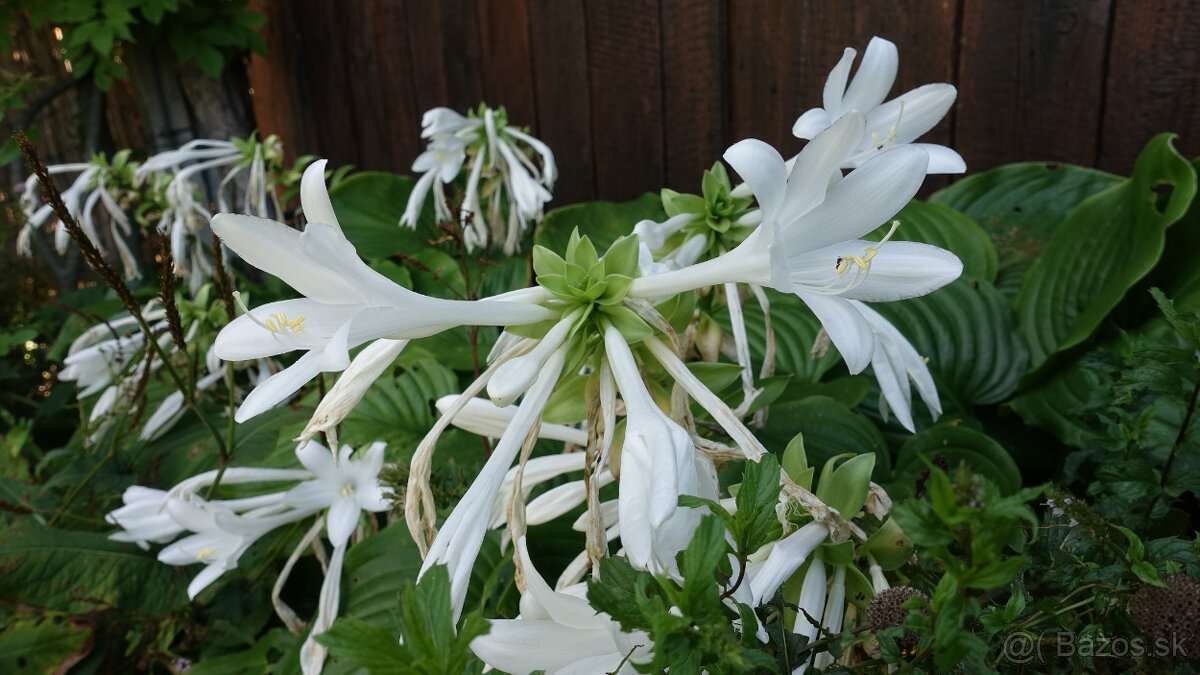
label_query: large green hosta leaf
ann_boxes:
[761,395,890,481]
[535,193,665,255]
[1013,134,1196,376]
[713,289,842,384]
[868,277,1027,408]
[342,358,459,452]
[891,424,1022,496]
[930,161,1122,297]
[328,172,426,261]
[0,616,91,673]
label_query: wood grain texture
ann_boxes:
[585,0,665,201]
[662,0,725,192]
[1100,0,1199,173]
[957,0,1112,170]
[527,1,594,205]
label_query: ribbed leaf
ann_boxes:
[869,277,1027,407]
[341,522,423,627]
[1014,134,1196,375]
[342,358,459,452]
[761,395,890,481]
[930,161,1121,296]
[0,616,90,674]
[892,424,1022,495]
[713,289,841,384]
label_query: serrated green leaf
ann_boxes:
[0,527,188,613]
[318,618,408,674]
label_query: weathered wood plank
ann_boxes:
[479,0,537,129]
[957,0,1112,170]
[1100,0,1199,173]
[662,0,725,192]
[584,0,665,201]
[527,1,595,205]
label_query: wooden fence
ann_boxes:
[244,0,1199,206]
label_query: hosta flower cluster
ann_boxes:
[79,36,972,673]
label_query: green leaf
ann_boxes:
[815,452,875,518]
[328,172,425,260]
[536,193,666,255]
[930,161,1122,297]
[0,616,90,674]
[761,395,890,482]
[319,618,408,674]
[342,358,459,452]
[963,556,1028,590]
[602,234,641,279]
[892,424,1022,496]
[869,277,1027,407]
[712,289,841,383]
[341,522,424,626]
[733,453,783,555]
[865,200,998,283]
[0,527,189,613]
[1015,134,1197,375]
[598,305,654,342]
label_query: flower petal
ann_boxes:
[325,499,360,548]
[782,145,928,253]
[841,241,963,302]
[781,112,865,219]
[471,621,619,674]
[792,107,832,140]
[796,293,874,374]
[866,83,957,147]
[913,143,967,174]
[211,214,360,304]
[724,139,788,224]
[842,37,898,113]
[822,47,856,116]
[235,350,324,422]
[300,160,340,232]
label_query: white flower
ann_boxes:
[792,552,827,675]
[850,300,941,432]
[792,37,964,174]
[470,537,652,674]
[419,346,568,620]
[213,160,556,421]
[630,116,962,373]
[435,395,588,445]
[401,105,556,254]
[747,521,829,605]
[283,441,391,547]
[298,338,409,445]
[603,323,714,575]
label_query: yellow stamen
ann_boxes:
[195,548,216,561]
[341,484,356,497]
[836,220,901,275]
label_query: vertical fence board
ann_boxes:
[527,1,594,206]
[246,0,314,168]
[728,2,808,154]
[957,0,1112,171]
[1100,0,1200,172]
[479,0,537,129]
[662,0,725,192]
[585,0,665,201]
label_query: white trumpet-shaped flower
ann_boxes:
[792,37,964,174]
[470,537,652,674]
[213,161,556,421]
[747,521,829,606]
[630,116,962,373]
[850,300,941,432]
[792,552,827,675]
[419,346,568,620]
[603,323,715,575]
